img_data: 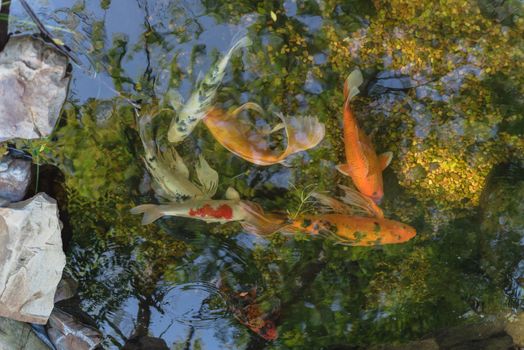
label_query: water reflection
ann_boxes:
[6,0,523,349]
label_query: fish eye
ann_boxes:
[372,191,377,196]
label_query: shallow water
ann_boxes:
[6,0,524,349]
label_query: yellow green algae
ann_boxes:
[1,0,523,348]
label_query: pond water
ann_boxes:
[6,0,524,349]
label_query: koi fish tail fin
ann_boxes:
[343,69,364,102]
[338,185,384,218]
[195,155,219,198]
[279,115,325,162]
[130,204,165,225]
[239,201,286,236]
[227,34,252,57]
[311,192,353,215]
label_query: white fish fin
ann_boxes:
[130,204,165,225]
[338,185,384,218]
[225,187,241,200]
[344,69,364,102]
[379,151,393,170]
[166,88,184,112]
[195,155,219,198]
[279,114,326,159]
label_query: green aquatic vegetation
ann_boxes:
[29,103,141,199]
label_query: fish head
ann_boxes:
[257,319,278,341]
[383,220,416,243]
[167,125,186,144]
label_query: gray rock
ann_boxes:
[0,154,32,203]
[0,317,49,350]
[54,276,78,304]
[0,193,66,324]
[0,35,70,142]
[47,308,103,350]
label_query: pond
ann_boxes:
[3,0,524,349]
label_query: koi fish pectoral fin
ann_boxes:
[336,163,351,176]
[378,151,393,170]
[195,155,219,198]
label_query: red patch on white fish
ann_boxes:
[188,204,233,219]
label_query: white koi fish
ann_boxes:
[167,35,252,144]
[138,113,218,202]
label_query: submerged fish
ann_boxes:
[167,35,252,144]
[138,113,218,202]
[217,280,279,341]
[131,187,278,235]
[203,102,325,165]
[337,69,393,204]
[245,186,415,246]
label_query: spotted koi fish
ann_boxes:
[337,69,393,204]
[131,188,278,233]
[167,35,252,144]
[244,186,415,246]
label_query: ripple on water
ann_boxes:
[154,282,229,329]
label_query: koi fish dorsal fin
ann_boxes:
[279,114,326,162]
[338,185,384,218]
[225,187,241,200]
[311,192,353,215]
[195,156,218,198]
[379,151,393,170]
[343,69,364,102]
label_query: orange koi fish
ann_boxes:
[337,69,393,204]
[244,186,415,246]
[203,103,325,166]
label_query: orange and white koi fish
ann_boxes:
[245,186,416,246]
[337,69,393,204]
[131,188,278,234]
[203,103,325,166]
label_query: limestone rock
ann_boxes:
[0,35,70,142]
[0,154,32,203]
[0,317,49,350]
[0,193,66,324]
